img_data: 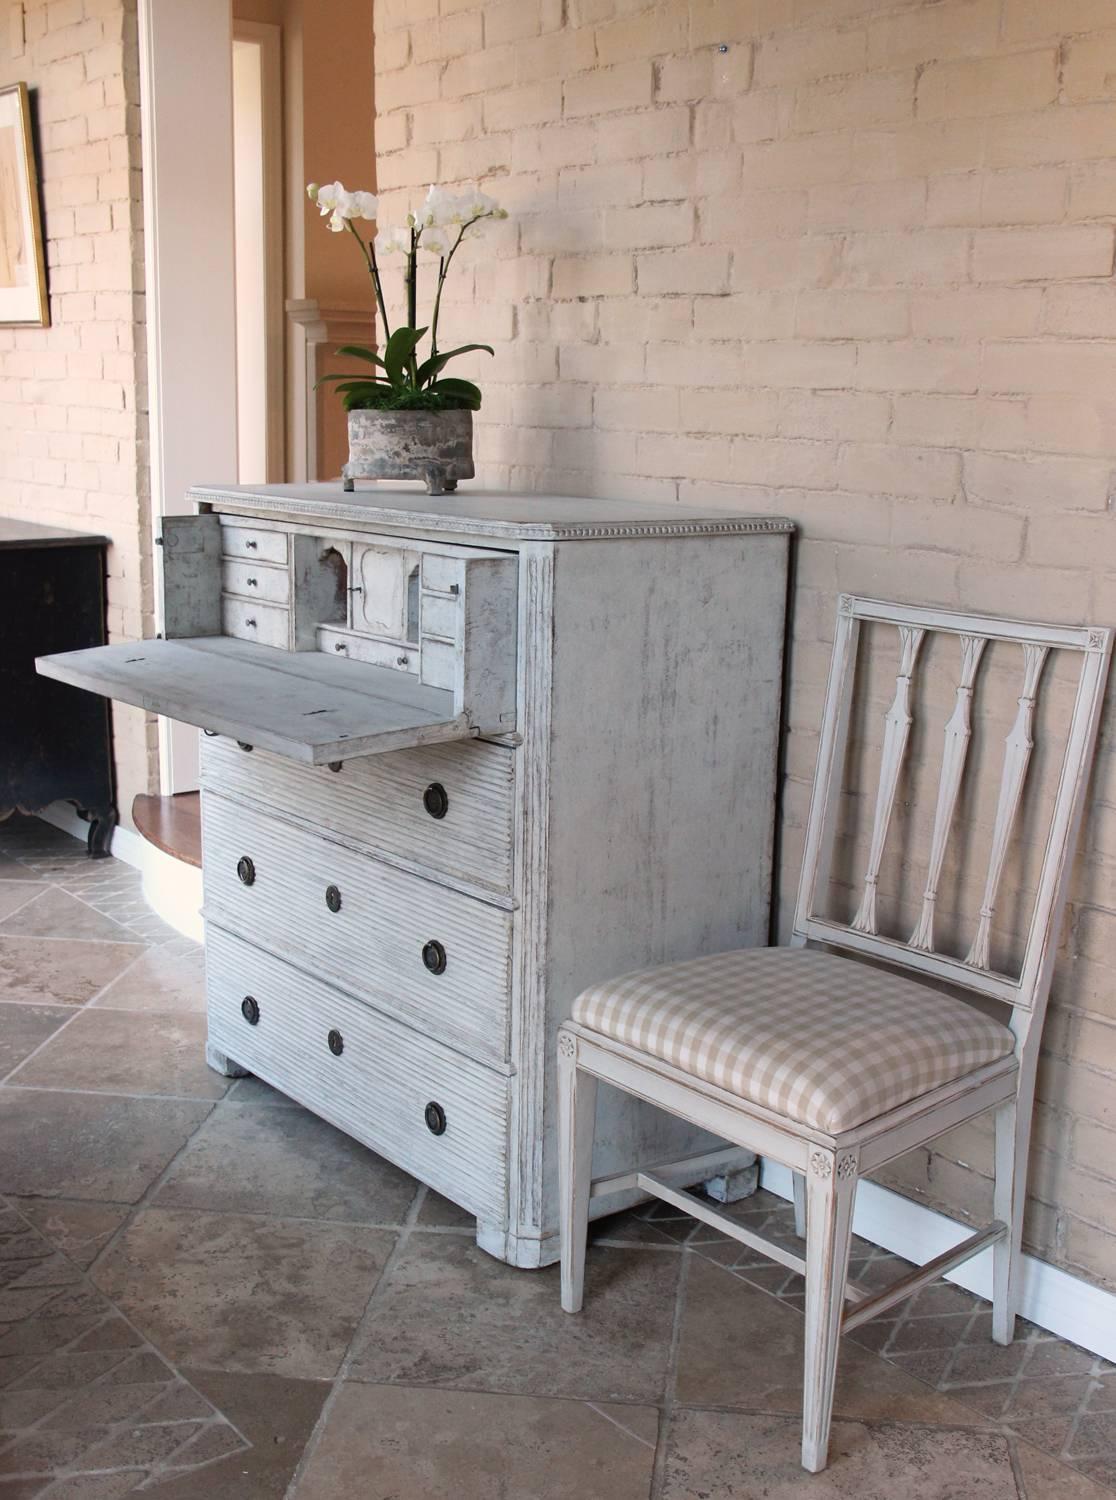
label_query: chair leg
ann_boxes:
[792,1170,807,1238]
[992,1093,1030,1346]
[801,1156,857,1474]
[558,1034,598,1315]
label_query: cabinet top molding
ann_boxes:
[188,483,795,543]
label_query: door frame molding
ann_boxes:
[137,0,239,794]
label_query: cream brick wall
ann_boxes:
[374,0,1116,1290]
[0,0,155,826]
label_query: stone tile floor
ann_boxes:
[0,814,1112,1498]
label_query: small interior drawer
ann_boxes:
[221,596,289,649]
[316,626,416,674]
[421,593,458,640]
[221,558,290,605]
[205,924,509,1222]
[221,522,288,565]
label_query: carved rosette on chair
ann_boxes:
[343,408,475,497]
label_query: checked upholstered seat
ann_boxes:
[572,946,1016,1134]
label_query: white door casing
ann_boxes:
[138,0,239,793]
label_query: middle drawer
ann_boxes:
[202,793,512,1064]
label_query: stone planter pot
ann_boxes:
[342,408,475,496]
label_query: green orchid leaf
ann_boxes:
[426,377,482,410]
[333,344,388,370]
[416,343,494,386]
[316,372,390,388]
[383,325,428,387]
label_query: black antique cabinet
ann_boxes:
[0,519,117,856]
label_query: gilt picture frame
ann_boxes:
[0,83,49,327]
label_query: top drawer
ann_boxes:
[201,733,515,897]
[220,522,288,565]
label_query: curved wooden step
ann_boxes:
[131,791,201,869]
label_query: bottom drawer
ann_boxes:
[206,924,509,1223]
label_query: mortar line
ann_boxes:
[83,1097,222,1280]
[282,1182,429,1500]
[649,1241,692,1500]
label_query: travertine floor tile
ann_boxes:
[144,1366,329,1498]
[11,1202,130,1271]
[660,1408,1020,1498]
[348,1235,679,1402]
[0,1092,212,1202]
[0,889,144,945]
[155,1102,420,1223]
[0,849,46,882]
[8,1011,228,1100]
[0,1005,72,1079]
[0,937,142,1007]
[91,944,206,1014]
[0,887,39,923]
[293,1383,659,1500]
[675,1254,987,1427]
[93,1208,395,1379]
[0,1204,248,1495]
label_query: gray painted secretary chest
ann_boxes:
[39,485,792,1266]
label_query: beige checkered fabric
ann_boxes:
[572,948,1015,1133]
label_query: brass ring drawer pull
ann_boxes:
[425,1101,447,1136]
[325,884,342,913]
[327,1029,344,1056]
[423,782,449,820]
[422,939,447,975]
[241,995,260,1025]
[237,856,256,886]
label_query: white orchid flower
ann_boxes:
[455,184,507,222]
[313,180,345,216]
[374,226,411,256]
[310,182,377,225]
[420,184,461,227]
[349,189,378,220]
[421,228,450,255]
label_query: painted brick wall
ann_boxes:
[0,0,155,824]
[372,0,1116,1290]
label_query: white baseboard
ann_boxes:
[760,1159,1116,1364]
[38,805,204,945]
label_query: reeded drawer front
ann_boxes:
[202,793,512,1061]
[201,733,515,896]
[221,558,290,605]
[221,596,289,649]
[220,522,288,565]
[206,924,509,1221]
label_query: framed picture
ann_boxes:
[0,83,48,327]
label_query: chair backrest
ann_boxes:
[793,596,1111,1020]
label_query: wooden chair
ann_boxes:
[557,595,1111,1473]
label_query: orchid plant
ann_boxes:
[307,180,508,414]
